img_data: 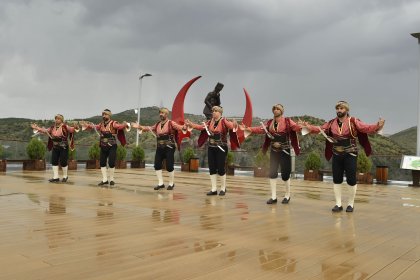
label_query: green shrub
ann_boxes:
[88,143,100,160]
[131,146,145,161]
[182,147,195,163]
[117,145,127,160]
[357,150,372,173]
[26,138,46,160]
[304,151,322,170]
[68,149,76,160]
[226,151,234,166]
[0,145,3,159]
[254,150,270,168]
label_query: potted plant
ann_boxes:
[0,144,5,172]
[181,147,195,172]
[304,151,323,181]
[23,138,47,171]
[116,145,127,169]
[226,151,235,176]
[131,146,145,168]
[67,149,77,170]
[357,150,373,184]
[86,143,100,169]
[254,150,270,177]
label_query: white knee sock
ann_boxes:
[101,167,108,182]
[168,171,174,186]
[270,178,277,200]
[52,166,59,179]
[347,184,357,207]
[156,170,163,185]
[284,179,291,199]
[109,167,115,181]
[62,166,68,178]
[210,174,217,192]
[220,174,226,191]
[333,184,342,207]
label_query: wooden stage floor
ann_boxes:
[1,169,420,280]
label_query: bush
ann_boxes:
[0,145,3,159]
[304,151,322,170]
[68,149,76,160]
[357,150,372,173]
[254,150,270,168]
[117,145,127,161]
[88,143,100,160]
[131,146,145,161]
[226,151,234,166]
[26,138,46,160]
[182,147,195,163]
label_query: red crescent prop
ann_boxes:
[171,75,202,148]
[237,88,253,144]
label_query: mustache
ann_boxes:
[336,112,347,118]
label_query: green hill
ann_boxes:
[389,126,416,155]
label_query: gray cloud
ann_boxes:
[0,0,420,133]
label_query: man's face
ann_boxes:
[212,110,221,120]
[336,106,348,118]
[159,112,167,121]
[55,117,62,125]
[102,113,110,121]
[273,108,283,118]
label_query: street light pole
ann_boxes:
[411,33,420,156]
[136,73,152,147]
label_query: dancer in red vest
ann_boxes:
[186,106,239,196]
[304,101,385,212]
[31,114,79,182]
[132,107,187,190]
[80,109,129,186]
[241,104,302,204]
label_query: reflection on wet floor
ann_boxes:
[48,195,66,214]
[259,250,296,272]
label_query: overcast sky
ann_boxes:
[1,0,420,133]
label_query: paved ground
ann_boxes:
[1,168,420,280]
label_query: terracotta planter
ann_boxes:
[23,159,46,171]
[131,160,145,168]
[254,167,269,177]
[181,162,190,172]
[0,160,6,172]
[86,160,100,169]
[304,170,323,181]
[226,165,235,176]
[116,160,127,169]
[189,158,199,172]
[357,172,373,184]
[68,160,78,170]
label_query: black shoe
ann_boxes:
[61,177,68,183]
[167,184,175,190]
[346,205,354,212]
[267,198,278,204]
[206,191,218,196]
[154,184,165,190]
[110,181,115,186]
[281,197,290,204]
[219,190,226,196]
[332,205,343,212]
[98,181,109,186]
[49,178,60,183]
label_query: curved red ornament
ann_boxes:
[237,88,253,144]
[171,76,202,149]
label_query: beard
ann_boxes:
[103,117,109,122]
[336,112,347,118]
[160,115,166,121]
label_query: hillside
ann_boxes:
[389,126,416,155]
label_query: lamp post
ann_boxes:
[411,33,420,155]
[136,73,152,147]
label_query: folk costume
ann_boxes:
[31,114,78,183]
[306,101,384,212]
[135,108,186,190]
[189,106,239,196]
[246,104,302,204]
[83,109,129,186]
